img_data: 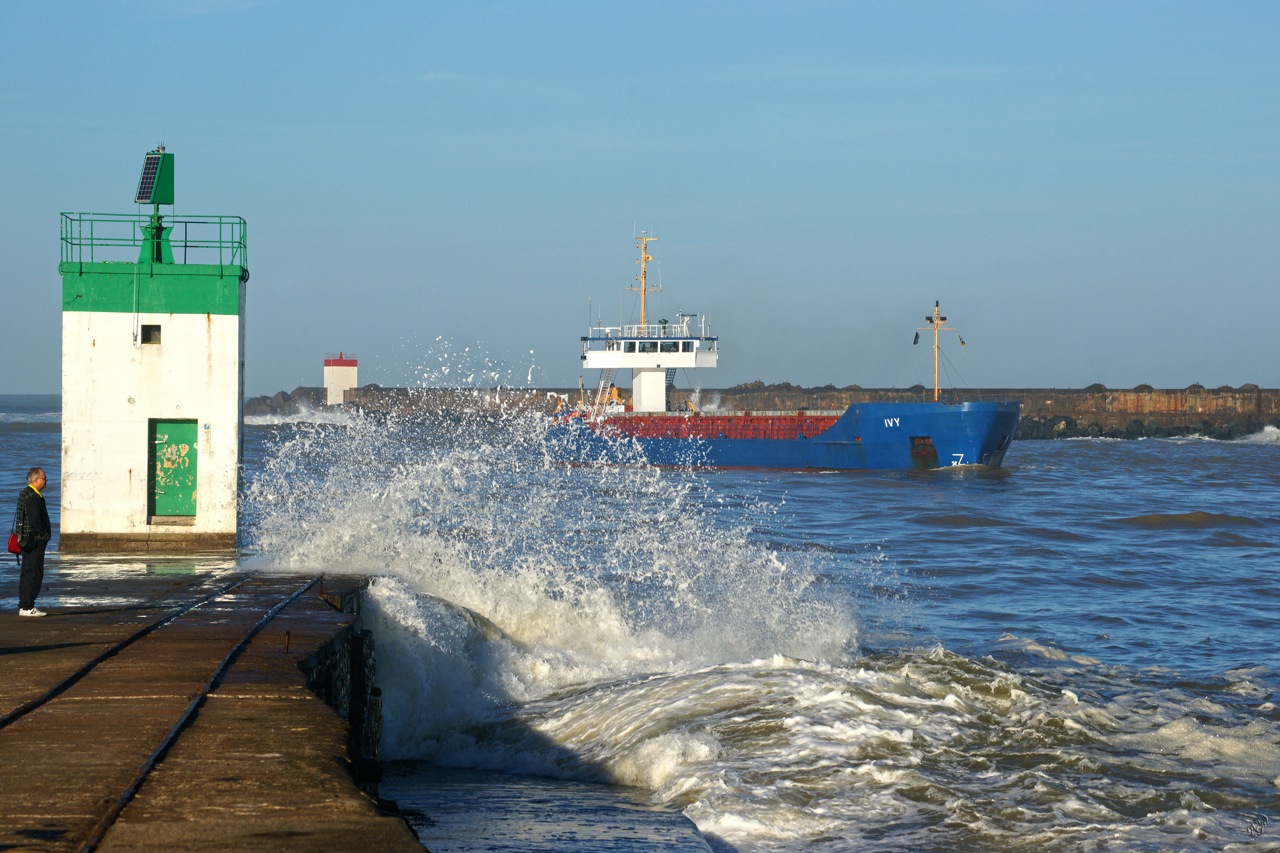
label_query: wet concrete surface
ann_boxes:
[0,569,422,851]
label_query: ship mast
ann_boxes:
[629,232,659,328]
[918,301,956,403]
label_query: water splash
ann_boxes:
[244,405,358,427]
[242,369,861,780]
[1239,424,1280,445]
[247,402,854,648]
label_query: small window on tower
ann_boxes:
[141,324,161,345]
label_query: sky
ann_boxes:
[2,1,1277,396]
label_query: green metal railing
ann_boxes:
[60,212,248,272]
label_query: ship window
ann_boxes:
[141,324,161,345]
[660,342,679,353]
[639,342,658,353]
[624,342,636,353]
[682,341,694,352]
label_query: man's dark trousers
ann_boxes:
[19,541,46,610]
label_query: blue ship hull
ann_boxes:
[556,400,1020,471]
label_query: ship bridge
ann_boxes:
[581,315,718,371]
[582,312,718,413]
[581,234,719,413]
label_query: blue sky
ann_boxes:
[2,1,1277,395]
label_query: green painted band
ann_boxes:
[60,262,243,315]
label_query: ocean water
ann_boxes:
[3,393,1280,850]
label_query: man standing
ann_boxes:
[15,467,51,617]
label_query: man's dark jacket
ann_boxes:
[15,485,50,549]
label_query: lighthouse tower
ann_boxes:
[323,352,358,405]
[58,148,248,551]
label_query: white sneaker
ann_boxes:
[18,608,46,617]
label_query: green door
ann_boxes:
[150,419,198,516]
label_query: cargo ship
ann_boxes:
[554,235,1019,470]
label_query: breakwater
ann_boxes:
[246,383,1280,440]
[0,572,421,851]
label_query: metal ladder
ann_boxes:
[594,368,617,408]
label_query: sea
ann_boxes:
[3,391,1280,852]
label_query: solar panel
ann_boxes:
[135,153,161,204]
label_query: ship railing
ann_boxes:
[623,322,687,339]
[60,212,249,271]
[585,312,715,341]
[585,325,717,343]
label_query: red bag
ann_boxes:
[7,532,18,554]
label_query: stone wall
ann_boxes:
[299,585,383,794]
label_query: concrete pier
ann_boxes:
[0,570,422,851]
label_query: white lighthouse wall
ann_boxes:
[61,305,245,545]
[324,364,358,405]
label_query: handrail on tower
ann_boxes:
[58,146,249,280]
